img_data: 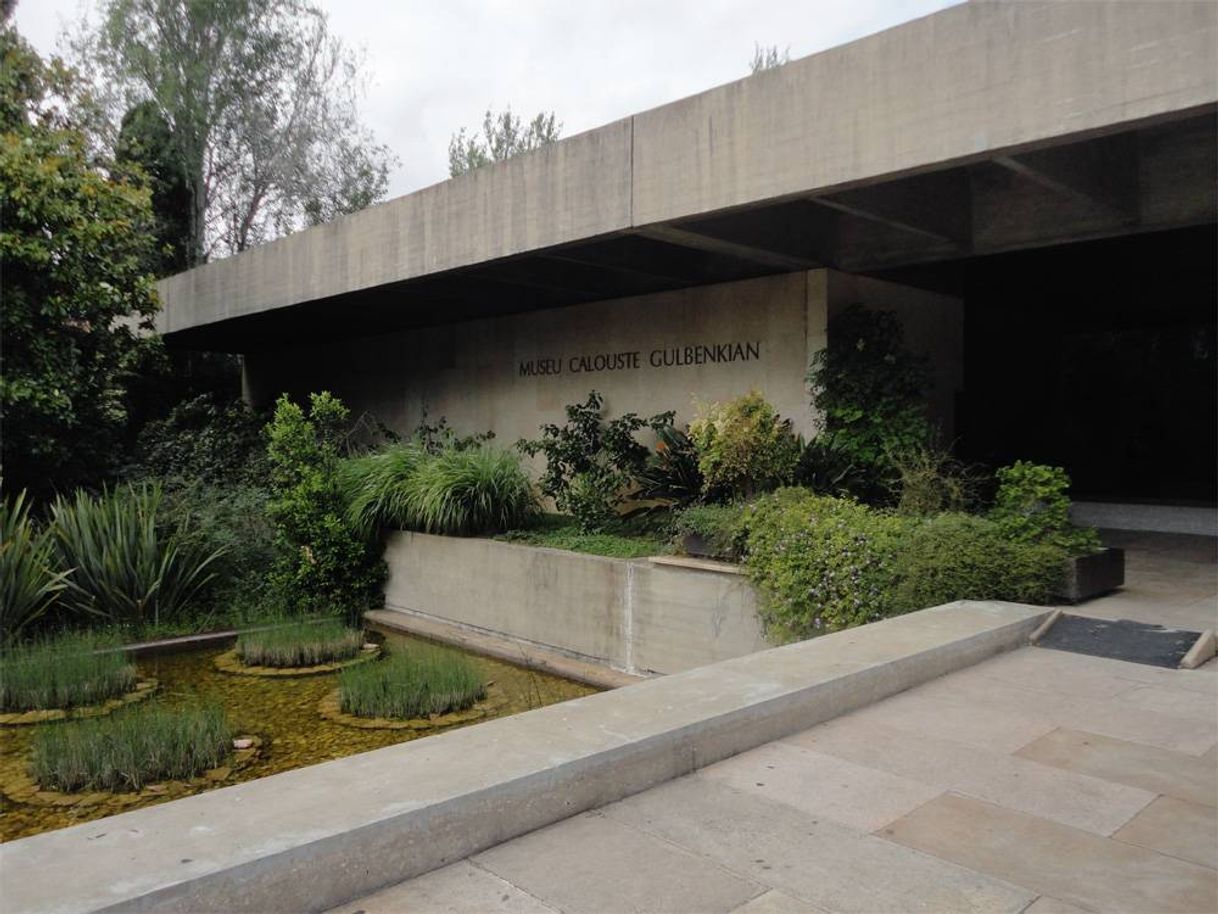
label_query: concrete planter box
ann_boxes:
[677,532,737,561]
[1057,547,1125,603]
[383,531,767,676]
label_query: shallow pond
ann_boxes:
[0,629,597,842]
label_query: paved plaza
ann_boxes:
[333,535,1218,914]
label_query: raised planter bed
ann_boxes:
[1057,547,1125,603]
[676,532,738,562]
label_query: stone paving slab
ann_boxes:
[1015,728,1218,808]
[1112,794,1218,869]
[882,792,1218,914]
[325,861,557,914]
[603,776,1035,914]
[472,812,764,914]
[786,716,1156,835]
[728,889,828,914]
[1114,682,1218,720]
[1021,895,1095,914]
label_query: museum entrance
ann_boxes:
[953,225,1216,506]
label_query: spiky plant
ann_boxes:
[0,490,70,643]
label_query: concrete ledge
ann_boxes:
[648,554,744,575]
[0,601,1049,914]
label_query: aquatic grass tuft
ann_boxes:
[236,619,363,668]
[339,647,486,719]
[0,633,137,712]
[30,702,232,792]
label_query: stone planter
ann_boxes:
[677,532,736,561]
[1057,547,1125,603]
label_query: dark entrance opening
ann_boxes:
[951,225,1216,505]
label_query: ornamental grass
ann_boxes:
[30,703,232,792]
[339,647,486,719]
[0,633,137,712]
[235,619,363,668]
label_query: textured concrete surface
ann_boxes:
[348,644,1216,913]
[0,601,1044,914]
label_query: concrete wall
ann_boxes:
[382,532,767,676]
[243,268,961,448]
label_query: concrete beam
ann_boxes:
[633,224,818,271]
[816,170,972,247]
[995,134,1140,221]
[2,602,1048,914]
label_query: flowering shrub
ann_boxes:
[741,488,909,640]
[689,391,800,502]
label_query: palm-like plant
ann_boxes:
[0,490,70,644]
[51,483,226,627]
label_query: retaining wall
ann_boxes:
[382,532,767,675]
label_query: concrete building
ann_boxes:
[157,0,1218,523]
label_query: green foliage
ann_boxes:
[0,633,136,712]
[795,437,868,499]
[265,392,385,618]
[518,391,674,532]
[127,394,269,486]
[0,490,71,643]
[889,445,984,516]
[890,513,1066,611]
[410,408,494,455]
[688,391,800,502]
[742,489,910,639]
[636,425,704,507]
[448,107,561,177]
[807,305,933,502]
[339,647,486,719]
[236,619,362,667]
[115,100,191,275]
[0,23,159,497]
[51,483,225,627]
[82,0,395,259]
[30,702,231,792]
[672,503,747,559]
[991,461,1102,556]
[497,517,668,559]
[341,443,536,537]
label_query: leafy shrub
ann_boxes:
[0,490,70,643]
[795,437,867,498]
[127,394,269,486]
[411,407,495,454]
[236,619,363,667]
[672,503,747,559]
[266,392,385,618]
[30,703,232,792]
[0,633,136,712]
[889,445,984,516]
[742,488,909,639]
[518,391,673,532]
[890,514,1066,611]
[636,425,704,507]
[807,305,932,502]
[689,392,800,501]
[51,483,225,627]
[990,461,1101,556]
[339,647,486,719]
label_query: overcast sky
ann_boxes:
[13,0,959,199]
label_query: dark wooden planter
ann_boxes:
[678,532,734,561]
[1057,547,1125,603]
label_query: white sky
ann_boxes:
[13,0,960,199]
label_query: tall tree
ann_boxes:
[749,43,790,74]
[448,107,561,177]
[74,0,395,263]
[0,17,160,496]
[115,100,192,275]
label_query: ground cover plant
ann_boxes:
[235,619,364,668]
[0,633,137,712]
[497,514,669,559]
[339,647,486,719]
[29,703,231,792]
[671,503,747,559]
[51,483,226,628]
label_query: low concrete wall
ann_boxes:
[382,532,767,675]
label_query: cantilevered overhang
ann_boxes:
[158,0,1218,352]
